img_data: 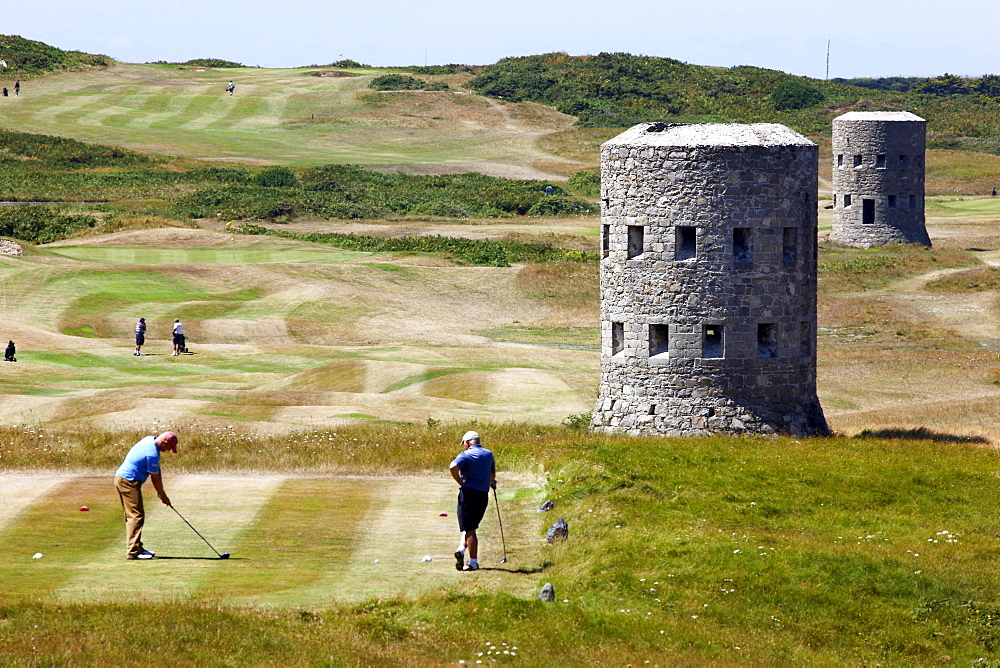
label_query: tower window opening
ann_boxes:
[862,198,875,224]
[703,325,723,359]
[757,323,776,358]
[854,154,863,168]
[837,154,844,168]
[844,194,852,208]
[611,322,624,357]
[627,225,644,259]
[875,154,886,169]
[676,226,696,260]
[601,224,610,258]
[909,194,917,209]
[800,321,811,357]
[888,195,897,209]
[649,324,669,358]
[733,228,752,263]
[782,227,797,263]
[899,154,909,169]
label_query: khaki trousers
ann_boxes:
[114,475,145,558]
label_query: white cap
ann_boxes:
[461,430,480,444]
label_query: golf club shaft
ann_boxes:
[492,487,508,562]
[170,505,223,557]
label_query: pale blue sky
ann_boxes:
[2,0,997,78]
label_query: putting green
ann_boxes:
[0,474,543,606]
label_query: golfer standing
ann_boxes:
[450,430,495,571]
[114,432,176,559]
[172,318,184,356]
[134,317,146,356]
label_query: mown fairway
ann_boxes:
[0,472,542,606]
[0,227,597,432]
[0,63,580,177]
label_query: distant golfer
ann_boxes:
[172,318,184,356]
[226,81,235,96]
[450,430,495,571]
[4,339,15,362]
[134,317,146,356]
[13,80,18,96]
[114,432,177,560]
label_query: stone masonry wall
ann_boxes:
[591,123,829,437]
[831,111,929,247]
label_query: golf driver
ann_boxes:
[492,487,507,564]
[170,505,230,559]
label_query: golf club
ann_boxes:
[169,505,230,559]
[492,486,507,563]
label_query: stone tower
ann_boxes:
[831,111,929,247]
[591,122,828,437]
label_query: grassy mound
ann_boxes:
[0,34,110,76]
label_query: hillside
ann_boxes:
[468,53,1000,151]
[0,34,111,76]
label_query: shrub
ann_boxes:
[179,58,245,68]
[0,206,97,243]
[369,74,448,91]
[238,225,599,267]
[567,170,600,197]
[0,128,150,169]
[915,74,971,96]
[526,196,598,217]
[253,166,299,188]
[326,59,367,68]
[770,80,825,111]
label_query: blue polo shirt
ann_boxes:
[450,445,495,493]
[115,436,160,483]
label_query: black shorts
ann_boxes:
[457,487,489,532]
[173,333,184,346]
[135,333,145,345]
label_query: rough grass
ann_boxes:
[924,265,1000,292]
[817,242,980,292]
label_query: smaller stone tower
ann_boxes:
[831,111,929,247]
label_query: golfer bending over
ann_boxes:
[114,432,177,559]
[450,430,495,571]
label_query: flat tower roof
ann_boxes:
[834,111,925,122]
[603,123,815,148]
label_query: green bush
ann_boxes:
[400,64,474,75]
[253,166,299,188]
[325,59,367,68]
[526,196,598,217]
[0,206,97,243]
[179,58,245,68]
[770,80,825,111]
[566,170,600,197]
[239,225,599,267]
[0,128,150,169]
[369,74,448,91]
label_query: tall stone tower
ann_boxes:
[591,123,828,437]
[831,111,929,247]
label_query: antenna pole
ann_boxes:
[826,39,830,80]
